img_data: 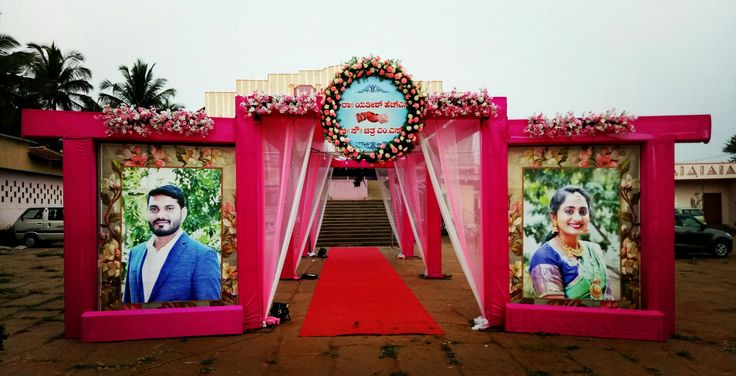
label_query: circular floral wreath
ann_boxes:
[321,56,426,162]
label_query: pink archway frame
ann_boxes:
[21,101,323,341]
[483,98,710,340]
[21,95,710,342]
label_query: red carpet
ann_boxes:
[299,247,444,336]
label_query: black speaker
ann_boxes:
[269,302,290,321]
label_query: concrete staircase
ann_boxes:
[316,199,396,247]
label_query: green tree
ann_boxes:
[99,59,180,110]
[0,34,34,135]
[25,42,97,111]
[724,135,736,162]
[523,168,620,254]
[122,168,221,252]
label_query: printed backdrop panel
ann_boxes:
[98,144,237,310]
[508,145,641,309]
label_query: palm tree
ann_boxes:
[0,34,37,135]
[99,59,180,110]
[25,42,95,111]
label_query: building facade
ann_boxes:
[0,134,63,228]
[675,162,736,227]
[204,65,443,117]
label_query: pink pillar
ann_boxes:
[482,97,509,326]
[399,207,415,257]
[281,209,304,279]
[641,136,676,336]
[62,138,98,338]
[399,156,421,256]
[236,96,266,330]
[424,169,443,278]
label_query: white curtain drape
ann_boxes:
[376,169,400,249]
[393,146,428,270]
[421,118,484,314]
[261,117,315,317]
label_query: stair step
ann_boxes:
[317,199,394,247]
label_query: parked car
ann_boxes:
[675,208,706,223]
[675,214,732,257]
[13,207,64,247]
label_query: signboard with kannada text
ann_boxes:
[337,76,408,152]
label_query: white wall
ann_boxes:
[675,179,735,226]
[0,170,63,228]
[327,179,368,200]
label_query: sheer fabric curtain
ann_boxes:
[297,152,333,256]
[421,118,485,314]
[261,117,315,317]
[376,169,400,249]
[393,146,428,268]
[308,168,332,252]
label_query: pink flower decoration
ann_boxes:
[99,105,213,137]
[524,110,636,138]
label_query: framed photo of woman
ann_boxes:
[508,145,641,309]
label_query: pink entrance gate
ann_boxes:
[22,95,709,342]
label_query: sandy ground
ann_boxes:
[0,239,735,375]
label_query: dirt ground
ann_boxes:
[0,239,735,376]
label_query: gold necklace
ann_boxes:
[557,237,583,258]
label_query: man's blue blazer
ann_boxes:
[123,232,221,304]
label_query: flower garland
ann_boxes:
[425,89,497,118]
[99,105,214,137]
[240,91,318,117]
[322,56,426,162]
[525,110,636,137]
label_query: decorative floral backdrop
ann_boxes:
[98,144,237,310]
[508,145,641,309]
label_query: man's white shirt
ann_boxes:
[142,229,184,303]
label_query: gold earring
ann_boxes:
[552,220,558,232]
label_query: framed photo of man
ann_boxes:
[98,144,238,310]
[507,145,641,309]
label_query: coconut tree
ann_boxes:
[99,59,180,110]
[0,34,35,135]
[25,42,95,111]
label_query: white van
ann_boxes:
[13,207,64,247]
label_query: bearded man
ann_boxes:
[123,185,221,304]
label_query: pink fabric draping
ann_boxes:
[421,118,485,315]
[280,141,333,279]
[375,169,401,251]
[261,117,315,317]
[298,156,332,256]
[393,146,428,267]
[292,148,333,259]
[308,173,331,252]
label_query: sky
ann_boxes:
[2,0,735,162]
